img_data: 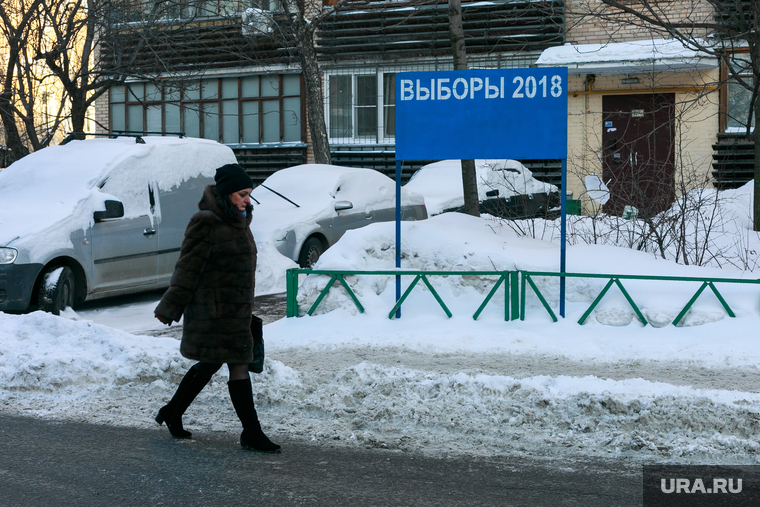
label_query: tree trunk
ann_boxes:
[449,0,467,71]
[70,88,88,135]
[449,0,479,217]
[754,98,760,231]
[754,38,760,231]
[298,34,331,165]
[0,93,29,160]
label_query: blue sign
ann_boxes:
[395,68,568,160]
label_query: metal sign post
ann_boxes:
[395,160,402,318]
[394,68,568,317]
[560,159,567,317]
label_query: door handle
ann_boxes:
[143,227,157,236]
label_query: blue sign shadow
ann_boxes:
[395,68,568,160]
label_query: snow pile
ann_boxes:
[0,310,300,427]
[405,159,556,215]
[3,309,760,462]
[0,311,304,393]
[242,8,273,36]
[254,236,299,296]
[509,181,760,271]
[295,212,758,325]
[265,362,760,460]
[0,311,191,390]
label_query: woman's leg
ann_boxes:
[156,362,222,438]
[226,363,280,453]
[228,363,249,381]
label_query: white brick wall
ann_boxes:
[93,92,109,134]
[566,0,714,45]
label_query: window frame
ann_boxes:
[109,74,304,146]
[720,48,755,134]
[325,70,396,144]
[131,0,278,21]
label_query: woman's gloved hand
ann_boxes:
[155,313,173,326]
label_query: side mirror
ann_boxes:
[334,200,353,211]
[485,189,499,198]
[94,200,125,222]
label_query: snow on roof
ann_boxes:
[536,39,718,75]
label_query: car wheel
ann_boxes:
[298,237,324,268]
[38,266,75,316]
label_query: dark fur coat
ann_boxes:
[155,185,256,363]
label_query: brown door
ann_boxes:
[602,94,675,217]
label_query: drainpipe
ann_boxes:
[583,75,595,179]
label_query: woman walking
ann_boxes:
[153,163,280,453]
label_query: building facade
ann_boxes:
[96,0,565,184]
[96,0,752,215]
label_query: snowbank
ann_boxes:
[2,310,760,462]
[0,311,189,390]
[509,181,760,271]
[296,213,758,330]
[254,237,298,296]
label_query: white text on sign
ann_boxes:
[400,75,563,101]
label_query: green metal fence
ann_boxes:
[285,268,520,320]
[286,268,760,326]
[520,271,760,326]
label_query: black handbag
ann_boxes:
[248,314,265,373]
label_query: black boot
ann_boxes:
[155,363,217,439]
[228,377,281,453]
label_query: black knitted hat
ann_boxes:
[215,163,253,197]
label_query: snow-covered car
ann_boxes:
[404,159,559,218]
[0,136,237,314]
[250,164,427,267]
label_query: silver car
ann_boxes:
[250,164,428,267]
[0,136,236,314]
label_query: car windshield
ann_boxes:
[251,164,411,214]
[259,184,300,208]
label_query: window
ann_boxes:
[327,72,395,142]
[383,74,395,137]
[355,75,377,138]
[109,74,303,145]
[724,51,755,133]
[113,0,277,23]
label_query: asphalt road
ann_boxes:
[0,413,643,507]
